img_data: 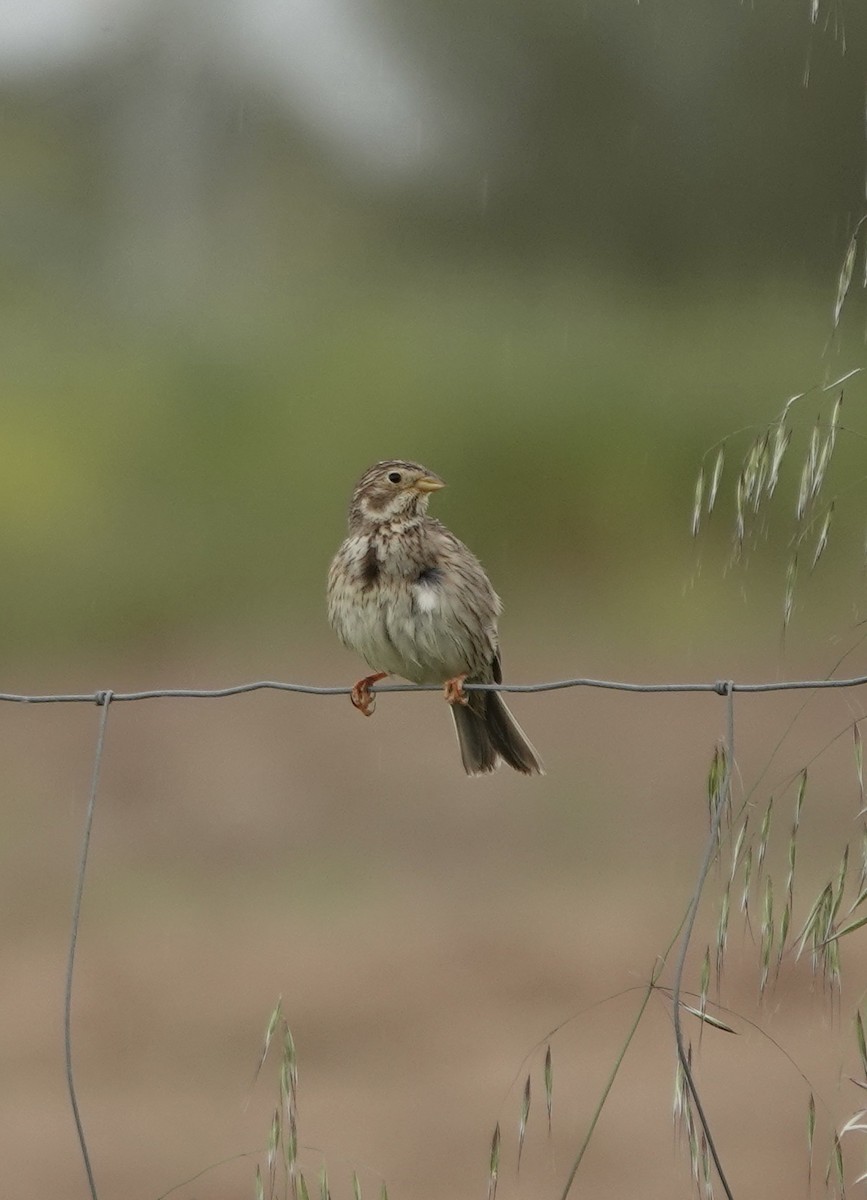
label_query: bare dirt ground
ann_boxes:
[2,639,866,1199]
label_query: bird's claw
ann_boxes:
[350,672,387,717]
[443,674,469,706]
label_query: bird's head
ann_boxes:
[348,460,445,529]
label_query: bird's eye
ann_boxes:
[387,471,402,483]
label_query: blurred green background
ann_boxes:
[2,0,866,665]
[4,4,867,1199]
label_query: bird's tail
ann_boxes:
[451,692,544,776]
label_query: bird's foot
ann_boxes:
[350,672,388,717]
[443,674,469,706]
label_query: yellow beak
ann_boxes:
[415,475,446,493]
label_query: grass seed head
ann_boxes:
[487,1123,501,1200]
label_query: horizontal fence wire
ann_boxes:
[3,671,867,705]
[3,672,864,705]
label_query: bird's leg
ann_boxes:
[350,672,388,717]
[443,674,469,706]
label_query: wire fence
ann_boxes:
[14,668,867,1200]
[5,667,867,706]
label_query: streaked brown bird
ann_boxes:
[327,460,543,776]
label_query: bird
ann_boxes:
[327,460,543,776]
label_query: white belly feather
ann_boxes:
[414,585,439,614]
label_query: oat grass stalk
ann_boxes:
[859,826,867,895]
[844,1101,867,1185]
[856,1011,867,1081]
[807,1093,816,1187]
[693,370,859,624]
[267,1108,280,1198]
[740,844,753,921]
[558,957,666,1200]
[673,1049,689,1133]
[759,876,774,996]
[700,1131,714,1200]
[715,888,730,984]
[253,997,285,1087]
[796,856,848,992]
[487,1123,501,1200]
[841,1110,867,1137]
[854,724,864,807]
[832,846,850,926]
[544,1044,553,1134]
[708,448,725,514]
[251,1004,382,1200]
[817,882,867,945]
[699,947,711,1032]
[786,771,807,911]
[729,818,749,887]
[833,216,867,329]
[784,554,798,629]
[811,504,834,570]
[517,1076,531,1169]
[692,469,705,538]
[318,1165,331,1200]
[678,1005,737,1036]
[776,901,791,980]
[824,1132,844,1198]
[707,742,731,851]
[796,884,833,965]
[756,798,773,883]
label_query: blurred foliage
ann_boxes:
[3,268,858,659]
[1,0,866,660]
[382,0,866,273]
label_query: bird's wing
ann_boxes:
[422,519,502,676]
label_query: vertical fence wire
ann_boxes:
[671,682,736,1200]
[64,691,113,1200]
